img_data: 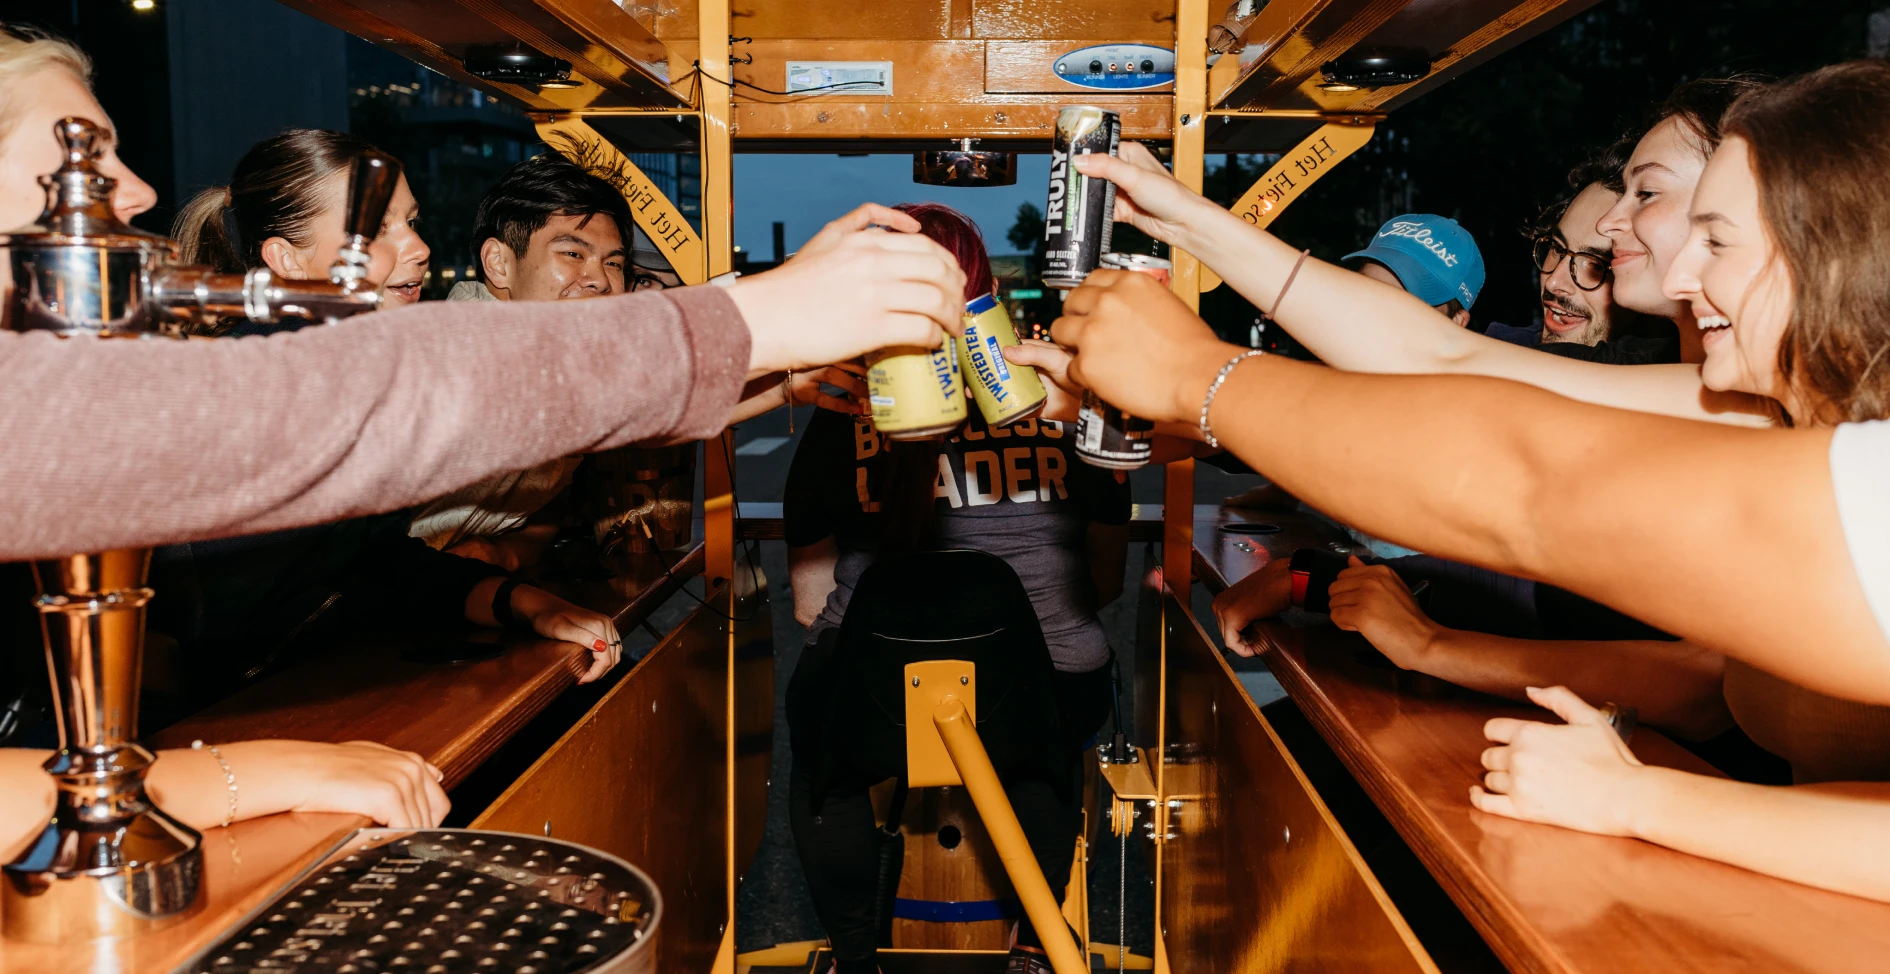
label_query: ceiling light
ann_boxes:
[130,0,155,10]
[463,44,579,90]
[1319,55,1431,90]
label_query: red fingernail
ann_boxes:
[594,639,608,651]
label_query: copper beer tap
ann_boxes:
[0,116,402,943]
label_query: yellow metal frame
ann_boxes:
[1198,119,1376,292]
[904,659,977,788]
[509,6,1434,971]
[933,698,1088,974]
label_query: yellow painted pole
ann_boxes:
[1164,0,1209,598]
[696,4,738,973]
[1158,6,1210,972]
[933,699,1087,974]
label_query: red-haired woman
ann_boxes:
[782,203,1127,972]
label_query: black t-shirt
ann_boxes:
[1538,333,1680,365]
[784,410,1130,671]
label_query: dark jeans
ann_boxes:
[786,629,1112,967]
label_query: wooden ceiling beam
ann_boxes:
[1212,0,1412,112]
[279,0,690,113]
[1355,0,1600,112]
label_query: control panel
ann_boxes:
[1051,44,1175,91]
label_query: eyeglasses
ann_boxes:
[1532,235,1610,292]
[630,270,673,292]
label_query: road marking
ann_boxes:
[735,436,791,456]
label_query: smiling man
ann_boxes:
[452,151,631,303]
[1534,182,1618,347]
[417,151,636,561]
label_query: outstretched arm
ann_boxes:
[1326,560,1732,739]
[1053,270,1889,703]
[1074,145,1770,426]
[0,203,965,561]
[1479,687,1890,903]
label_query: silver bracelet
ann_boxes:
[1199,350,1264,449]
[192,739,238,828]
[783,369,795,434]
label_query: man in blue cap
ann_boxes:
[1343,214,1484,329]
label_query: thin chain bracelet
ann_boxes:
[192,739,238,828]
[1199,350,1264,448]
[784,369,795,434]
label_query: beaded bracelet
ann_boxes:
[191,739,238,828]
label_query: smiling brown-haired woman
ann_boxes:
[1719,61,1890,425]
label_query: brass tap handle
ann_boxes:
[331,150,403,286]
[55,116,101,165]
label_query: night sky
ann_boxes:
[732,154,1052,259]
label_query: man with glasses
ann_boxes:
[1531,183,1616,347]
[1527,153,1680,365]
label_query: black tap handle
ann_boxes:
[343,151,402,243]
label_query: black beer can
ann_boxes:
[1073,253,1172,470]
[1042,106,1120,289]
[1075,391,1155,470]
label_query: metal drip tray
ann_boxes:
[178,828,660,974]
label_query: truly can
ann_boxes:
[1100,251,1172,286]
[959,293,1047,426]
[866,340,967,440]
[1043,105,1121,289]
[1074,253,1173,470]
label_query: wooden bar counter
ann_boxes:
[1189,507,1890,973]
[0,543,704,974]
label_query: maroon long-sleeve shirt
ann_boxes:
[0,285,748,559]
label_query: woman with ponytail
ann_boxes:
[172,129,431,334]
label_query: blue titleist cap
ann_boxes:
[1343,214,1485,309]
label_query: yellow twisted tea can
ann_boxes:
[958,293,1047,426]
[865,339,967,440]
